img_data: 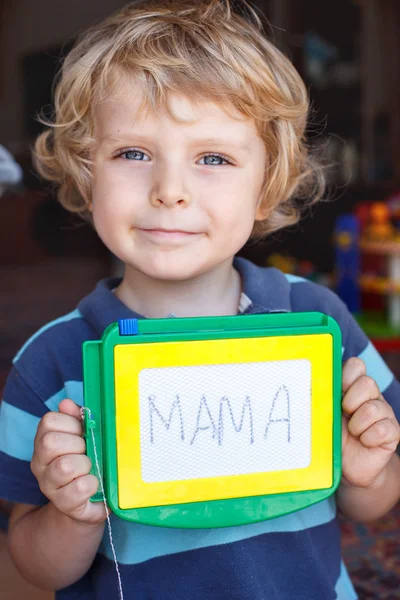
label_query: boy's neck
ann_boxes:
[114,260,242,319]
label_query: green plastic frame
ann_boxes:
[83,311,342,528]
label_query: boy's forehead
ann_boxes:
[94,77,253,137]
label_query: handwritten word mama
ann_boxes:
[148,385,291,447]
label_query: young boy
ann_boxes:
[1,1,400,598]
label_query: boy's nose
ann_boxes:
[150,193,189,208]
[150,188,191,208]
[150,166,191,208]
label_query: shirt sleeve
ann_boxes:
[289,278,400,422]
[0,367,49,505]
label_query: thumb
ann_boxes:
[58,398,82,421]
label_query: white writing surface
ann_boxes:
[139,359,311,483]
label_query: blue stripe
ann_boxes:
[335,561,358,599]
[2,368,49,417]
[45,381,84,411]
[0,510,8,531]
[13,309,82,363]
[379,377,400,423]
[284,274,306,284]
[0,401,40,461]
[0,382,84,461]
[358,341,394,393]
[343,317,369,360]
[0,450,48,504]
[99,496,337,565]
[96,516,342,599]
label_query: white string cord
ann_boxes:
[81,406,124,600]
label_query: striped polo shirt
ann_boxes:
[1,257,399,600]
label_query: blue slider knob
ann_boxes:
[118,318,139,336]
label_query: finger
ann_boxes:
[342,375,381,417]
[44,454,93,490]
[359,418,400,451]
[347,398,395,437]
[342,357,366,395]
[58,398,84,421]
[35,411,83,446]
[73,499,109,525]
[53,473,100,515]
[34,431,86,467]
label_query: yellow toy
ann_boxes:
[83,312,342,528]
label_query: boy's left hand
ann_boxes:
[341,357,400,489]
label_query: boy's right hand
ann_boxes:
[31,398,108,525]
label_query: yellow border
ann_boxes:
[115,334,333,509]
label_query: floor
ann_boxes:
[1,256,400,598]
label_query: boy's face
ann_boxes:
[91,77,267,282]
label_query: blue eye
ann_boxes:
[116,150,231,164]
[199,154,230,166]
[121,150,150,161]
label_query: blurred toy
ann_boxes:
[365,202,396,240]
[387,192,400,230]
[334,214,360,313]
[303,32,338,89]
[266,253,296,275]
[335,194,400,343]
[0,145,22,198]
[266,252,321,282]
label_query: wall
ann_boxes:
[0,0,126,148]
[0,0,269,150]
[0,0,272,149]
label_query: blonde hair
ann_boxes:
[34,0,325,236]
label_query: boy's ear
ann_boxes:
[254,176,269,221]
[81,189,93,213]
[255,197,270,221]
[255,206,268,221]
[74,178,93,213]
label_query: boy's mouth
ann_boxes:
[137,228,200,241]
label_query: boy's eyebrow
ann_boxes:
[98,133,251,152]
[98,133,133,145]
[192,138,251,152]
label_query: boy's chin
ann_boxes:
[145,265,206,282]
[127,261,203,283]
[126,258,218,283]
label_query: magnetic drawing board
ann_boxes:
[83,312,342,528]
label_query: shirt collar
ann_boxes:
[78,256,292,336]
[234,256,291,315]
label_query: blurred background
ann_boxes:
[0,0,400,598]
